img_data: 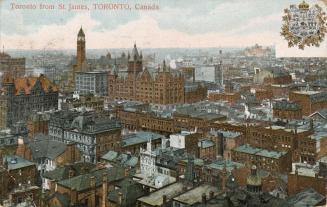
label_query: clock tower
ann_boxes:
[76,27,86,69]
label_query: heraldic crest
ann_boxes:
[281,1,327,49]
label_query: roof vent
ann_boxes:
[10,158,17,164]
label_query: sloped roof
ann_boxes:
[108,178,146,206]
[78,27,85,37]
[3,155,35,170]
[43,162,96,181]
[29,134,67,160]
[13,74,58,96]
[58,167,124,191]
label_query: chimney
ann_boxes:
[124,168,129,177]
[118,192,123,205]
[162,195,167,207]
[90,176,96,207]
[209,191,214,199]
[69,169,74,179]
[102,173,108,207]
[201,193,207,204]
[70,188,77,206]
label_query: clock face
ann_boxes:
[78,36,85,41]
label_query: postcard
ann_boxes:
[0,0,327,207]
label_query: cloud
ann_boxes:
[0,0,326,57]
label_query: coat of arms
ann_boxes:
[281,1,327,49]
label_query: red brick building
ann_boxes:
[208,92,240,104]
[108,46,207,105]
[289,91,327,116]
[255,89,273,101]
[231,144,292,173]
[273,100,302,120]
[288,171,326,196]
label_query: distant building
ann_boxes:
[0,51,25,79]
[75,71,108,96]
[0,74,58,128]
[244,44,274,57]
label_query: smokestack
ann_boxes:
[102,173,108,207]
[118,192,123,205]
[70,188,77,206]
[209,191,214,199]
[201,193,207,204]
[162,195,167,207]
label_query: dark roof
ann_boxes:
[43,162,96,181]
[78,27,85,37]
[108,178,146,207]
[283,188,325,207]
[3,155,35,170]
[273,101,301,111]
[47,192,70,207]
[57,167,125,191]
[29,134,68,160]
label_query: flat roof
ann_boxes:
[137,182,186,206]
[173,184,220,205]
[122,131,164,147]
[292,90,321,95]
[233,144,286,159]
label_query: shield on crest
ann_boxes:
[281,1,327,49]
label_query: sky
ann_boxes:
[0,0,326,57]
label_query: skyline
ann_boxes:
[0,0,327,57]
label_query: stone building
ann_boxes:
[0,74,58,128]
[75,71,108,96]
[48,110,121,163]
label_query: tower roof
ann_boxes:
[78,27,85,37]
[129,43,141,61]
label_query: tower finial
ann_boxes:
[134,41,136,48]
[2,45,4,54]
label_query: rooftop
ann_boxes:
[173,184,220,205]
[285,188,325,206]
[137,182,187,206]
[122,131,164,147]
[233,144,287,159]
[4,155,35,171]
